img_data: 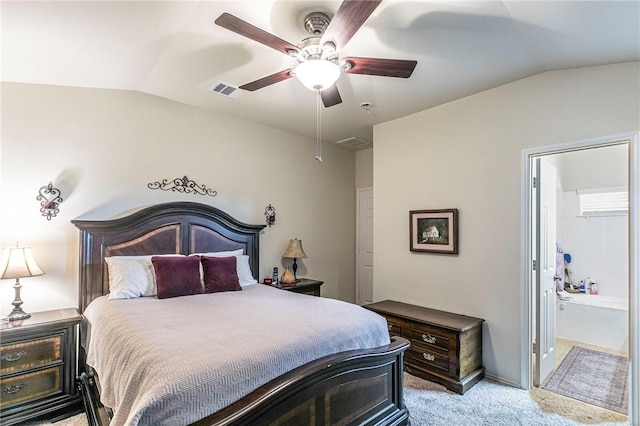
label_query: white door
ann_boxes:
[534,157,558,386]
[356,188,374,305]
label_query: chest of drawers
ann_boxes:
[365,300,484,394]
[0,309,83,425]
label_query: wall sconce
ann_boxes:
[264,204,276,227]
[37,182,63,220]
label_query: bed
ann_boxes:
[72,202,409,426]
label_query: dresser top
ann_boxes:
[364,300,484,332]
[0,308,81,333]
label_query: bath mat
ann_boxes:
[542,346,629,414]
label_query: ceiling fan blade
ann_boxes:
[320,0,382,50]
[215,13,299,56]
[239,69,294,92]
[320,85,342,107]
[343,57,417,78]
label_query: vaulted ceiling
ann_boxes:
[2,1,639,147]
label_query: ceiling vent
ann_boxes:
[209,81,243,99]
[335,137,371,150]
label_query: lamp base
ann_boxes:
[7,308,30,321]
[8,277,31,321]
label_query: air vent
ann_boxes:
[208,82,243,99]
[335,137,371,150]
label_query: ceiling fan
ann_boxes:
[214,0,417,108]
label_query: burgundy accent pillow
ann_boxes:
[151,256,203,299]
[201,256,242,293]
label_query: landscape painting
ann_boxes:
[410,209,459,254]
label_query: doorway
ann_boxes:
[522,132,639,424]
[356,187,374,305]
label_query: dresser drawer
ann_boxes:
[0,365,62,409]
[410,323,453,353]
[1,336,62,375]
[408,345,450,373]
[386,316,408,338]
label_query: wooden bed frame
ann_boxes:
[72,202,409,426]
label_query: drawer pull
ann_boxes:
[1,351,27,362]
[388,324,393,331]
[3,384,25,395]
[422,334,436,344]
[423,352,435,362]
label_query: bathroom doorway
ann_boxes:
[522,132,639,423]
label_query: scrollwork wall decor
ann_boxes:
[264,204,276,227]
[147,176,217,197]
[37,182,63,220]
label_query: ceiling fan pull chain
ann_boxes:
[315,91,323,163]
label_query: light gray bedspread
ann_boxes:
[83,284,390,426]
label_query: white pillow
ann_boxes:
[236,255,258,287]
[189,249,244,257]
[105,255,183,300]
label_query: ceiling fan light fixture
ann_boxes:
[294,59,340,91]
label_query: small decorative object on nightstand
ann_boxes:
[282,238,307,282]
[280,267,296,285]
[0,244,45,321]
[0,308,83,424]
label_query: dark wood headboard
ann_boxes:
[72,202,265,313]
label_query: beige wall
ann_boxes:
[373,62,640,385]
[355,148,373,189]
[0,83,357,315]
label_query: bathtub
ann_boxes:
[556,293,629,352]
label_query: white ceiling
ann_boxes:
[2,1,639,147]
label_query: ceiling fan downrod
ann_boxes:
[315,91,323,164]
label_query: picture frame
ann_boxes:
[410,209,459,254]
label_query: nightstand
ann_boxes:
[274,278,323,297]
[0,308,83,425]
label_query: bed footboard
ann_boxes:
[79,337,410,426]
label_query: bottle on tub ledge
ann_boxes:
[579,280,585,293]
[582,277,598,295]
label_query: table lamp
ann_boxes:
[282,238,307,282]
[0,244,45,321]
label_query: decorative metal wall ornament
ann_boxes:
[264,204,276,227]
[37,182,63,220]
[147,176,217,197]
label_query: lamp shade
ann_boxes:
[294,59,340,91]
[0,246,45,280]
[282,239,308,259]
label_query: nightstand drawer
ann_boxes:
[0,365,62,409]
[410,324,452,352]
[1,336,62,375]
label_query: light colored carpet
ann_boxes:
[403,373,629,426]
[47,373,630,426]
[543,346,629,414]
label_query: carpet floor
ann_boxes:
[543,346,629,415]
[43,373,629,426]
[404,373,628,426]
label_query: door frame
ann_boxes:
[356,186,373,305]
[520,131,639,423]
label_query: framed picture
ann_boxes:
[410,209,459,254]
